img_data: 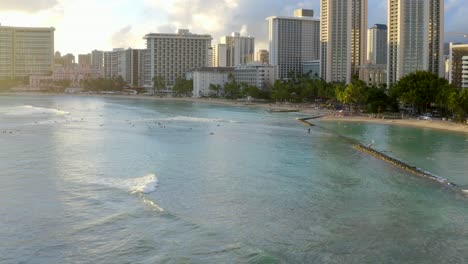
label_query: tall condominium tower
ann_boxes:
[320,0,367,83]
[144,29,212,87]
[213,32,255,67]
[367,24,387,65]
[103,48,124,79]
[387,0,444,85]
[267,9,320,79]
[91,50,104,71]
[0,25,55,79]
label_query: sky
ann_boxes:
[0,0,467,55]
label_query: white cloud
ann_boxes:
[0,0,58,12]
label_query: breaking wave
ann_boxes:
[161,116,238,123]
[1,105,70,116]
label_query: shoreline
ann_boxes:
[318,116,468,134]
[0,91,330,115]
[2,91,467,134]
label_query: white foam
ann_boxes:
[161,116,238,123]
[129,174,159,194]
[77,173,159,195]
[2,105,70,116]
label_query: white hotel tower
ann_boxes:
[267,9,320,80]
[144,29,212,87]
[320,0,368,83]
[0,25,55,80]
[387,0,444,85]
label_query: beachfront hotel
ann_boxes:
[0,25,55,80]
[144,29,212,87]
[387,0,444,85]
[213,32,255,67]
[448,43,468,89]
[267,9,320,79]
[320,0,368,83]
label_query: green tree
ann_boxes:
[152,76,165,95]
[223,73,241,99]
[271,80,290,101]
[172,78,193,97]
[336,81,368,111]
[390,71,447,114]
[114,75,126,91]
[209,84,222,97]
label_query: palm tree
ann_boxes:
[152,76,165,96]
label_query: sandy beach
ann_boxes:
[318,115,468,134]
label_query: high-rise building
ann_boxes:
[367,24,387,65]
[387,0,444,85]
[144,29,212,87]
[207,46,213,67]
[213,32,255,67]
[78,54,92,67]
[320,0,368,83]
[118,48,146,87]
[0,25,55,79]
[62,54,76,66]
[213,44,227,67]
[91,50,104,72]
[255,50,269,64]
[267,9,320,79]
[103,48,123,79]
[449,43,468,89]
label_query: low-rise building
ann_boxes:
[29,65,102,90]
[234,63,276,89]
[189,67,234,98]
[358,64,387,86]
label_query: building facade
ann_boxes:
[213,44,227,67]
[387,0,444,85]
[303,60,321,78]
[120,48,146,87]
[91,50,104,72]
[256,50,269,64]
[234,63,276,90]
[103,48,123,79]
[144,29,212,87]
[29,64,102,90]
[78,54,92,67]
[213,32,255,67]
[267,9,320,80]
[449,43,468,89]
[189,67,234,98]
[358,64,387,85]
[0,25,55,79]
[320,0,368,83]
[367,24,387,65]
[61,53,76,66]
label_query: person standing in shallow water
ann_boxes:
[308,128,311,134]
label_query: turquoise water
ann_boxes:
[1,95,467,264]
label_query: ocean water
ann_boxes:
[0,95,467,264]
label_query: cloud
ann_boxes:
[110,25,136,49]
[0,0,58,12]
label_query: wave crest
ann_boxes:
[162,116,238,123]
[129,174,159,194]
[2,105,70,116]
